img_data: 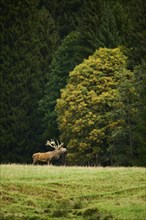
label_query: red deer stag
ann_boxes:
[32,140,67,165]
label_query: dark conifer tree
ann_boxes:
[134,61,146,166]
[0,0,58,163]
[39,0,82,39]
[39,31,92,140]
[123,0,146,67]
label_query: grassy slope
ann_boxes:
[0,165,146,220]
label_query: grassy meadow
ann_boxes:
[0,164,146,220]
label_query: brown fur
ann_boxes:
[32,148,66,165]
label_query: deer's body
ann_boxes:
[32,140,66,165]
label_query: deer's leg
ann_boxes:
[33,159,37,165]
[47,160,51,165]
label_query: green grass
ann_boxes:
[0,165,146,220]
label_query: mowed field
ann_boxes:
[0,165,146,220]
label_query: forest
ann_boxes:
[1,0,146,166]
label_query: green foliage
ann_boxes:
[134,61,146,166]
[78,0,146,67]
[78,0,128,51]
[0,0,59,162]
[95,1,123,48]
[1,165,145,220]
[39,31,92,139]
[123,0,146,67]
[0,0,145,165]
[39,0,82,39]
[107,60,141,165]
[56,47,138,166]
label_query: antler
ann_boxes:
[46,140,64,149]
[46,140,56,149]
[57,141,64,148]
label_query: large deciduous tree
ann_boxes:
[56,47,138,166]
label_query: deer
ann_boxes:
[32,140,67,165]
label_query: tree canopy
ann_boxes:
[1,0,145,165]
[56,47,140,166]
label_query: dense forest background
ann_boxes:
[1,0,146,166]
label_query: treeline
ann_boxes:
[0,0,146,165]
